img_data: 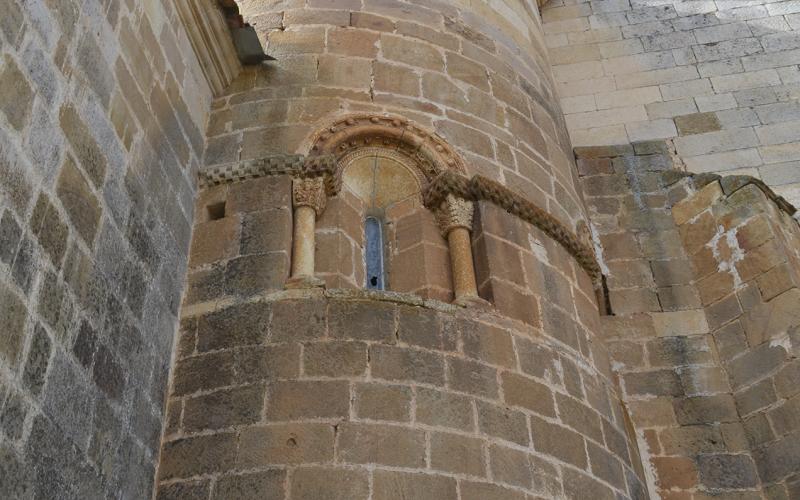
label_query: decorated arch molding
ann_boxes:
[306,114,468,185]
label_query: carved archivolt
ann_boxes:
[306,114,467,185]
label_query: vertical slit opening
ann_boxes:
[365,216,385,290]
[207,201,226,221]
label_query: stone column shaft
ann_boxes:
[447,226,479,301]
[436,195,480,303]
[288,177,326,287]
[291,205,317,277]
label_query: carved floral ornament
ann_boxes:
[292,177,327,216]
[436,195,475,236]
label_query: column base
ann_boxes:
[285,275,326,290]
[454,295,492,309]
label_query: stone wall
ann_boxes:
[0,0,213,497]
[157,174,648,499]
[542,0,800,206]
[579,141,800,498]
[206,0,588,232]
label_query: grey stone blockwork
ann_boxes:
[0,0,211,498]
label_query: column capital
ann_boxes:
[293,177,327,216]
[435,194,474,236]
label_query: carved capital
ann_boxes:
[293,177,327,216]
[436,195,474,235]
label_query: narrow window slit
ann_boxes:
[365,216,385,290]
[207,201,226,221]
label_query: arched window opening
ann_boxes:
[314,147,454,301]
[365,216,385,290]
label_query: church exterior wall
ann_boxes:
[205,0,589,232]
[157,171,649,499]
[0,0,213,497]
[2,0,799,498]
[542,0,800,207]
[579,140,800,498]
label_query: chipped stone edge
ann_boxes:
[665,171,798,221]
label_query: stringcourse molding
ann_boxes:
[307,114,468,183]
[199,154,340,195]
[423,171,603,284]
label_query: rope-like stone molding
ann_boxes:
[423,171,602,283]
[199,154,340,195]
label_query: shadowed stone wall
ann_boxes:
[579,141,800,498]
[542,0,800,206]
[0,0,213,497]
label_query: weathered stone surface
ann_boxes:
[371,345,445,385]
[698,454,760,489]
[338,423,426,468]
[238,424,335,466]
[213,470,285,500]
[56,157,102,246]
[0,282,27,368]
[267,380,349,420]
[354,383,412,422]
[0,54,34,131]
[196,302,270,351]
[291,467,369,500]
[416,387,474,431]
[183,385,264,431]
[159,433,237,480]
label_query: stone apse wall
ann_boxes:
[156,0,652,499]
[1,0,798,499]
[0,0,213,497]
[542,0,800,207]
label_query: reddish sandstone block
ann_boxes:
[380,33,444,71]
[189,217,239,267]
[501,371,556,418]
[373,61,420,96]
[303,341,368,377]
[372,470,457,500]
[460,320,516,368]
[652,456,698,490]
[238,423,335,466]
[489,444,531,489]
[290,467,369,500]
[477,401,529,447]
[371,345,445,385]
[416,387,475,431]
[213,470,285,500]
[266,380,350,420]
[447,357,499,399]
[337,423,426,468]
[556,393,604,443]
[354,383,412,422]
[430,432,486,477]
[183,385,264,432]
[159,433,237,480]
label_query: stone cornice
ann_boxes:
[664,171,797,219]
[423,171,602,283]
[175,0,242,96]
[199,154,340,195]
